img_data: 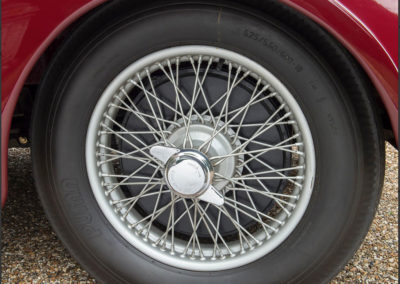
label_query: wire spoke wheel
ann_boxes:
[86,46,315,271]
[32,4,385,282]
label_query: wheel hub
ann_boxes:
[166,115,242,190]
[165,150,214,198]
[86,46,315,271]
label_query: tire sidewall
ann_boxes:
[33,5,363,283]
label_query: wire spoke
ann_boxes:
[198,82,269,152]
[97,142,161,166]
[116,89,161,142]
[110,103,180,129]
[191,57,216,126]
[238,134,300,168]
[105,160,158,195]
[212,105,291,166]
[92,50,313,264]
[215,172,296,208]
[136,74,169,145]
[182,56,203,148]
[157,61,204,121]
[101,122,164,167]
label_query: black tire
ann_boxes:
[31,1,384,283]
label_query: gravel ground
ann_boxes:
[1,143,398,283]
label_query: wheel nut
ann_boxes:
[18,136,28,145]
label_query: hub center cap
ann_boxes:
[166,115,243,191]
[165,150,214,197]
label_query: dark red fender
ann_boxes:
[281,0,398,140]
[1,0,398,206]
[1,0,108,206]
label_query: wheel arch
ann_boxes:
[2,0,396,207]
[1,0,109,207]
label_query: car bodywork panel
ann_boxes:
[1,0,108,206]
[1,0,398,206]
[281,0,398,141]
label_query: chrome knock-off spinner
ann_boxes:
[165,150,213,197]
[150,146,223,205]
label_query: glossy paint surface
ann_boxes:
[1,0,107,206]
[281,0,398,139]
[1,0,398,206]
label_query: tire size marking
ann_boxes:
[243,28,304,72]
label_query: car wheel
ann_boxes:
[32,2,384,283]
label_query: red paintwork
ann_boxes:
[280,0,398,141]
[1,0,398,207]
[1,0,108,206]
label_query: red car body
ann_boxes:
[1,0,398,207]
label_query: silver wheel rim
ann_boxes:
[86,46,315,271]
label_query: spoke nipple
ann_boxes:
[120,216,125,222]
[200,256,206,261]
[170,251,175,256]
[229,253,236,258]
[240,249,246,255]
[180,254,186,258]
[219,255,226,260]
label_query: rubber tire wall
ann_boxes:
[31,1,385,283]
